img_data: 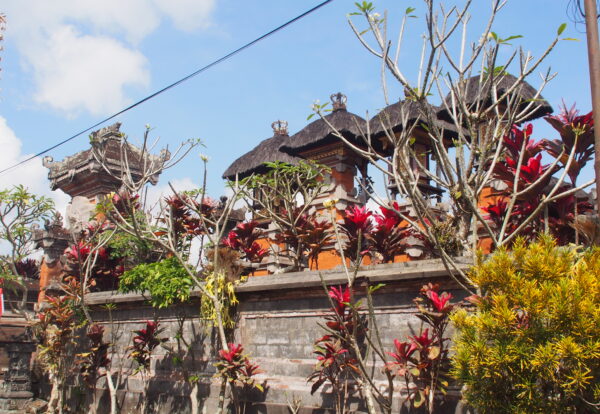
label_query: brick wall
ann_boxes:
[57,259,472,413]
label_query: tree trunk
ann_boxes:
[190,381,199,414]
[360,381,378,414]
[46,375,61,414]
[105,371,118,414]
[216,379,227,414]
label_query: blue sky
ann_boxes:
[0,0,595,212]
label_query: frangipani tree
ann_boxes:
[89,126,260,414]
[0,185,54,315]
[313,0,594,291]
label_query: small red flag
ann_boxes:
[0,288,4,319]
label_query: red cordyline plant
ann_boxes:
[272,207,334,271]
[76,323,111,387]
[484,124,548,239]
[547,192,594,244]
[339,203,418,265]
[339,205,373,263]
[15,258,39,279]
[222,221,268,264]
[128,320,167,373]
[109,190,140,219]
[309,285,365,414]
[128,320,167,414]
[63,237,124,292]
[164,194,203,237]
[158,193,222,254]
[485,110,595,246]
[215,343,263,414]
[367,202,415,263]
[34,277,84,414]
[542,102,595,186]
[385,283,455,413]
[76,322,121,414]
[493,123,551,198]
[298,214,334,270]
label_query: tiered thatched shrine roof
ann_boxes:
[222,121,301,181]
[437,73,553,122]
[280,93,367,154]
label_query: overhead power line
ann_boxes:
[0,0,334,176]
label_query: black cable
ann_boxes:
[0,0,334,176]
[567,0,600,31]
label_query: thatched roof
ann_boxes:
[368,100,462,154]
[222,121,302,180]
[369,99,461,136]
[280,93,367,154]
[438,73,553,122]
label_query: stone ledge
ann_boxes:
[85,258,472,305]
[238,257,471,293]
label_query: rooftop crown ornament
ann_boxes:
[331,92,347,111]
[271,120,289,136]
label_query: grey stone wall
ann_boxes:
[58,259,471,413]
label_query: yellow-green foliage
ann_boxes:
[200,271,244,329]
[451,236,600,413]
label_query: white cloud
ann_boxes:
[144,177,200,210]
[2,0,216,116]
[153,0,215,32]
[0,116,70,215]
[30,26,149,116]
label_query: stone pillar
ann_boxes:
[33,212,70,305]
[0,342,35,412]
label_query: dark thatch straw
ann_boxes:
[437,73,553,122]
[369,100,460,136]
[280,93,367,154]
[222,132,301,180]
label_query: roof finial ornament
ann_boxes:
[271,120,288,136]
[331,92,347,111]
[42,156,54,168]
[89,122,123,144]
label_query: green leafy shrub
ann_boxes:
[119,257,192,308]
[451,236,600,413]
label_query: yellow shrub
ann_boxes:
[451,236,600,413]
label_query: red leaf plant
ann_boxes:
[493,124,552,199]
[385,284,455,412]
[486,111,595,246]
[546,190,594,244]
[33,290,81,413]
[215,343,262,390]
[76,323,111,387]
[222,221,269,264]
[106,190,140,220]
[338,205,373,263]
[36,295,77,347]
[164,194,203,238]
[15,258,39,279]
[481,199,508,231]
[367,202,412,263]
[162,194,221,242]
[297,215,334,270]
[63,239,124,292]
[309,285,365,413]
[215,342,263,414]
[542,102,595,186]
[387,339,417,376]
[128,320,167,373]
[272,207,333,271]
